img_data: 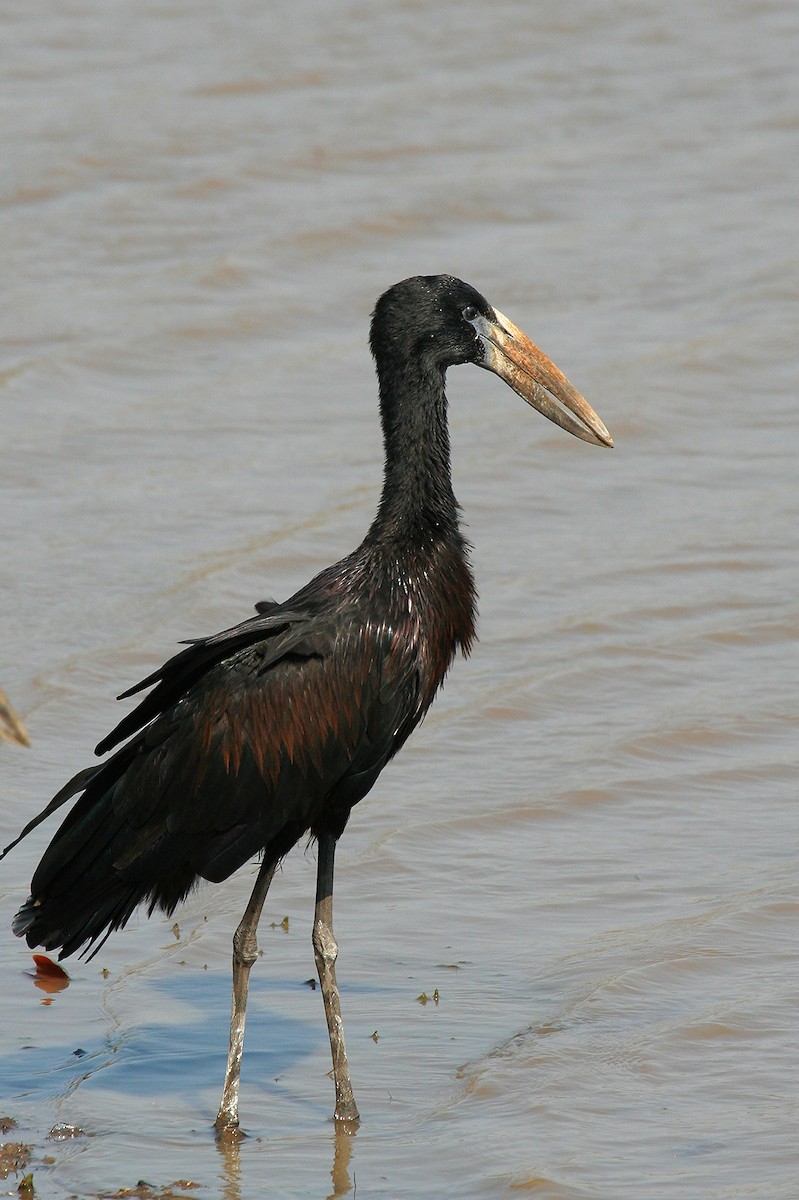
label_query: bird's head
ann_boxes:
[371,274,613,448]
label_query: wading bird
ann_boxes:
[0,689,29,747]
[2,275,612,1133]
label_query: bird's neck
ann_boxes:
[366,357,461,548]
[352,355,477,667]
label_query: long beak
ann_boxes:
[0,688,29,747]
[474,308,614,447]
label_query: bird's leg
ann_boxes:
[313,831,360,1123]
[215,857,277,1136]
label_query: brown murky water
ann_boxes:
[1,1,797,1197]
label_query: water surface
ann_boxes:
[1,1,797,1197]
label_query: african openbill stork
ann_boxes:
[2,275,612,1132]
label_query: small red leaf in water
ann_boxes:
[32,954,69,980]
[30,954,71,995]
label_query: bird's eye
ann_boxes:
[462,305,478,322]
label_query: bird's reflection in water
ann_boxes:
[215,1117,357,1199]
[214,1126,241,1200]
[328,1119,357,1197]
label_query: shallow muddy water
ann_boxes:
[1,1,797,1196]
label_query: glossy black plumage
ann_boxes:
[13,539,474,958]
[3,274,612,1129]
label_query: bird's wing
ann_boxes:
[7,597,423,959]
[96,605,315,754]
[0,605,326,868]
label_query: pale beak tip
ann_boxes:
[592,419,614,448]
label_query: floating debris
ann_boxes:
[99,1183,200,1200]
[32,955,69,981]
[0,1140,30,1181]
[416,989,440,1006]
[28,956,70,998]
[0,689,29,747]
[47,1123,85,1141]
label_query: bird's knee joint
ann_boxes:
[233,928,259,967]
[313,919,338,967]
